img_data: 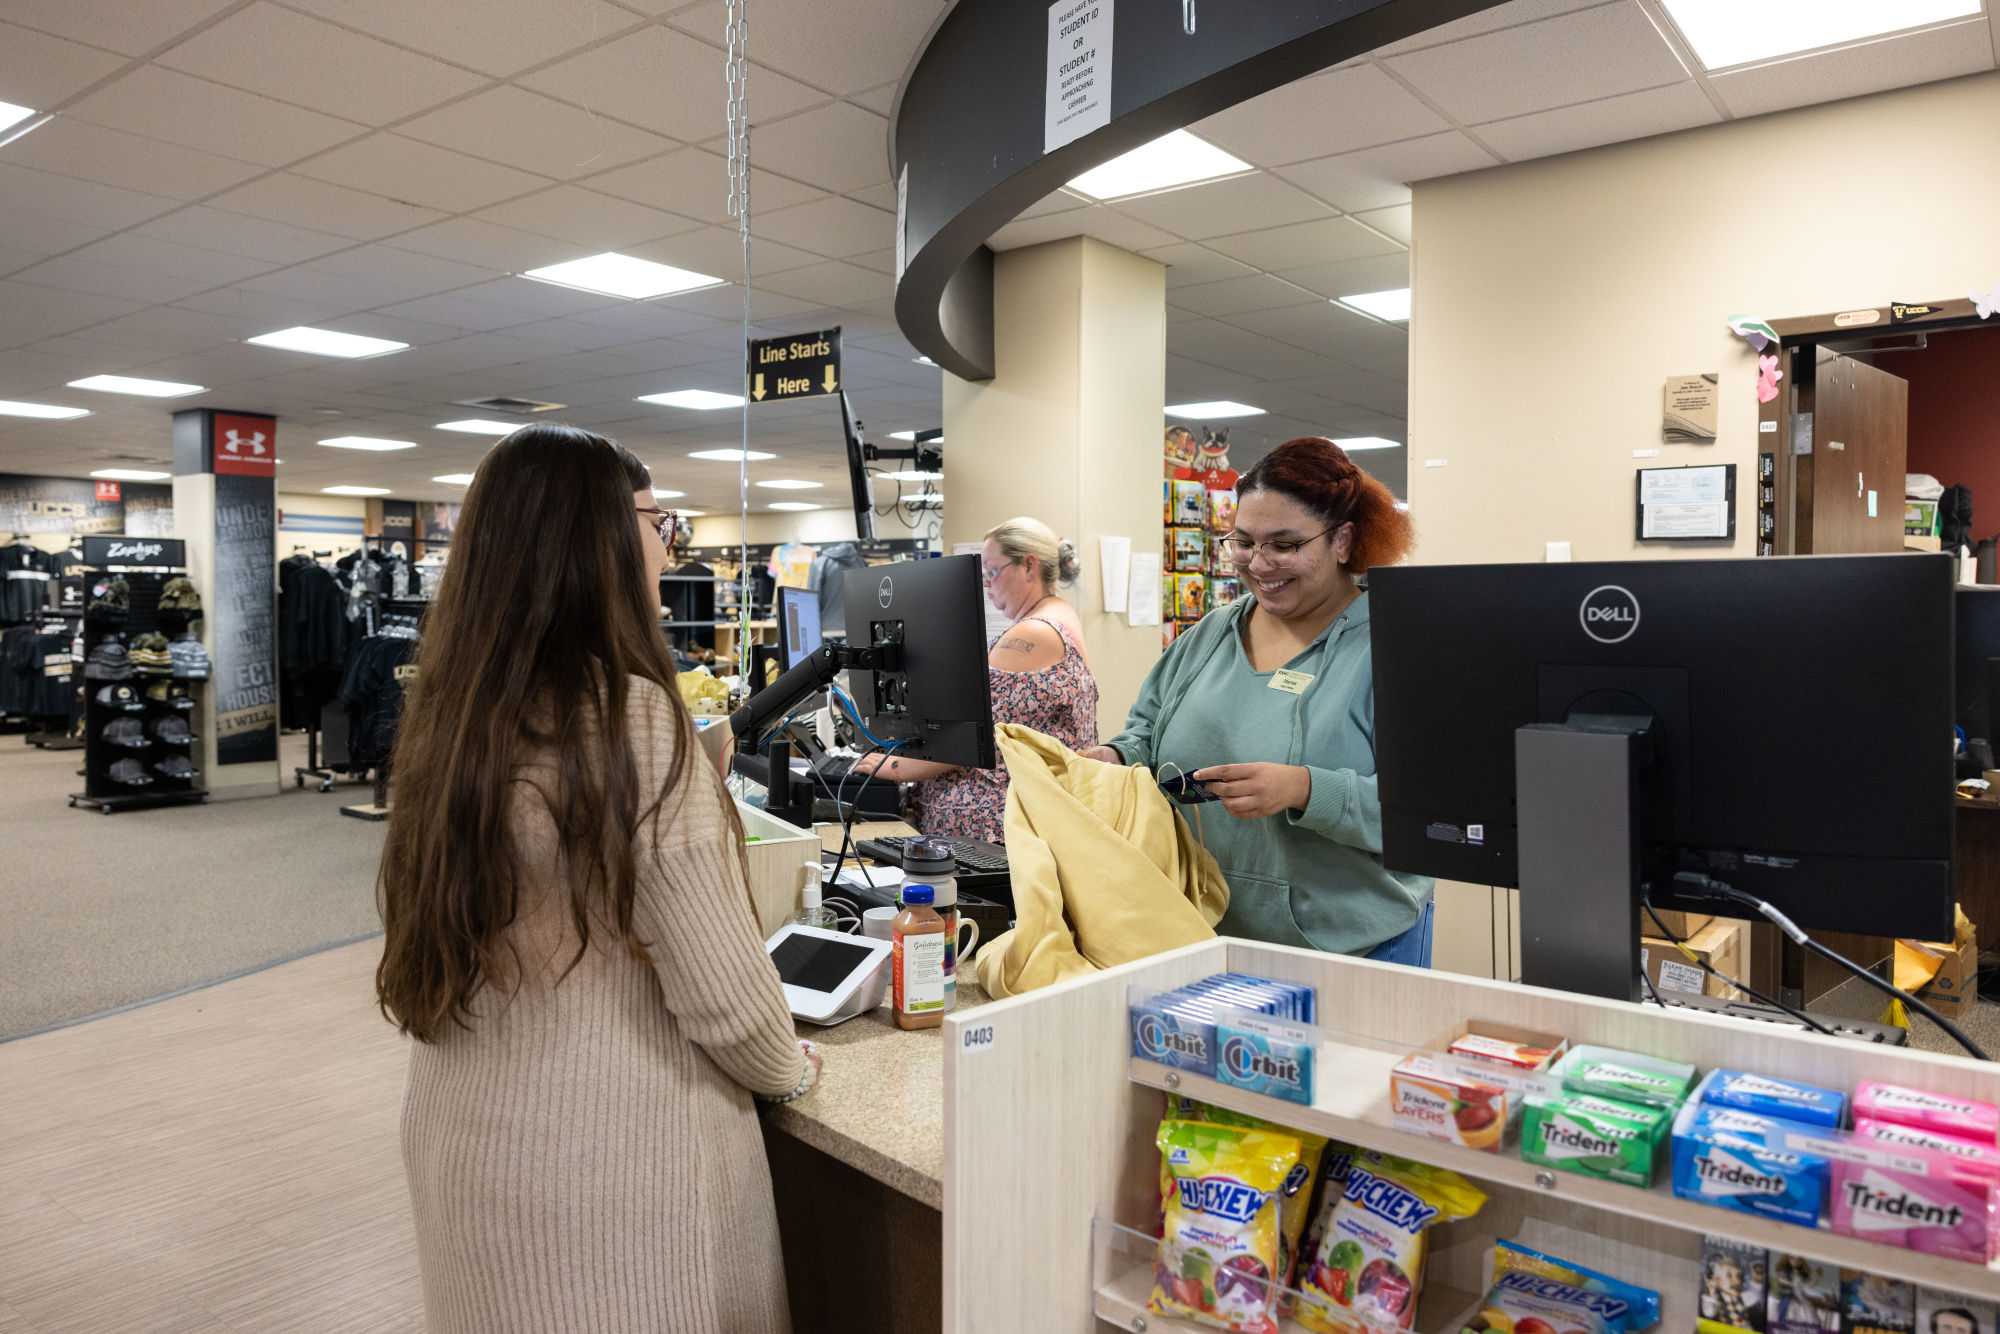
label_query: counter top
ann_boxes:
[764,981,987,1210]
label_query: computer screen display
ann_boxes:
[1957,586,2000,743]
[770,933,875,993]
[778,585,823,670]
[842,554,995,769]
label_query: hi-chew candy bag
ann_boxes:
[1151,1119,1302,1334]
[1296,1150,1487,1334]
[1852,1082,2000,1145]
[1467,1271,1629,1334]
[1491,1239,1661,1331]
[1164,1097,1332,1292]
[1701,1071,1846,1129]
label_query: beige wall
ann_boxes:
[942,236,1167,732]
[276,491,364,561]
[687,508,863,549]
[1408,69,2000,569]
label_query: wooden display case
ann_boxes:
[943,937,2000,1334]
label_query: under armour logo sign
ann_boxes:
[222,429,268,456]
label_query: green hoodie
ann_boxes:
[1105,591,1430,956]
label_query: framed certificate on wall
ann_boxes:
[1635,463,1735,541]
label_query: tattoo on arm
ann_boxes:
[995,636,1037,654]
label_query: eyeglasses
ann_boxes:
[979,558,1020,585]
[1218,528,1337,563]
[634,506,678,541]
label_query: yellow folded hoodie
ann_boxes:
[974,723,1230,999]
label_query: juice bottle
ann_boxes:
[900,839,959,1009]
[892,885,947,1030]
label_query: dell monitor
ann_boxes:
[777,585,823,670]
[841,554,995,770]
[1371,553,1956,1000]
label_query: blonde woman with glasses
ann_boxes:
[851,517,1097,841]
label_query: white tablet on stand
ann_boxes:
[765,924,893,1025]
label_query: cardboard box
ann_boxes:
[1644,909,1713,940]
[1912,916,1978,1021]
[1644,917,1746,1001]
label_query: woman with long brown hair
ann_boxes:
[377,423,814,1333]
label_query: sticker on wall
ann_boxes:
[1890,300,1941,324]
[1755,353,1784,404]
[1833,309,1881,328]
[1726,314,1779,352]
[1970,284,1999,320]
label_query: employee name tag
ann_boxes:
[1269,669,1314,695]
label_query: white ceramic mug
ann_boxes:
[955,917,980,961]
[862,906,897,940]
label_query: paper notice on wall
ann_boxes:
[1639,464,1729,506]
[1127,550,1161,627]
[1642,502,1729,539]
[955,541,1013,640]
[1099,534,1131,611]
[1045,0,1112,153]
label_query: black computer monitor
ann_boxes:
[1956,586,2000,746]
[1372,553,1956,995]
[841,554,995,769]
[777,585,823,670]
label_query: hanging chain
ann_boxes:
[724,0,752,666]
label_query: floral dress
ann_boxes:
[916,617,1098,843]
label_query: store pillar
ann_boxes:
[940,236,1166,727]
[172,409,281,800]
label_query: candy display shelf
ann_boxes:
[941,938,2000,1334]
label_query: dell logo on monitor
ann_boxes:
[1580,585,1640,643]
[878,575,894,608]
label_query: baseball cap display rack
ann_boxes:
[69,551,206,815]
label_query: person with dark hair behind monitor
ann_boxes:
[1079,437,1434,963]
[1935,1310,1981,1334]
[851,515,1098,841]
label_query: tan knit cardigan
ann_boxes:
[400,679,807,1334]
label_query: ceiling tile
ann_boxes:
[378,217,576,273]
[206,172,448,241]
[1122,175,1339,245]
[303,244,506,299]
[10,256,212,305]
[849,83,899,116]
[1709,20,1996,120]
[1169,319,1338,380]
[370,293,536,334]
[441,276,628,318]
[397,85,676,182]
[519,27,824,143]
[628,226,822,279]
[1272,252,1411,302]
[988,204,1181,254]
[1167,274,1323,319]
[670,0,947,94]
[583,148,824,225]
[67,233,278,286]
[170,285,356,331]
[501,318,648,353]
[754,261,892,309]
[1216,299,1380,352]
[1,116,265,201]
[1275,132,1498,213]
[750,195,896,258]
[748,103,893,194]
[235,265,428,314]
[129,207,353,267]
[1475,79,1719,160]
[0,22,128,109]
[1316,323,1410,376]
[280,0,639,78]
[0,281,148,349]
[474,186,701,251]
[156,3,490,125]
[1372,0,1614,55]
[294,134,553,214]
[3,0,241,58]
[1013,188,1093,221]
[847,247,897,276]
[1201,216,1403,273]
[846,181,900,211]
[1386,3,1689,125]
[66,66,368,168]
[0,203,111,258]
[1139,243,1260,289]
[1351,205,1410,246]
[1190,64,1452,168]
[0,243,57,276]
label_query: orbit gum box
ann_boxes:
[1215,1007,1317,1107]
[1130,975,1319,1078]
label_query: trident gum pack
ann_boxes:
[1825,1138,2000,1263]
[1851,1082,2000,1146]
[1671,1104,1831,1228]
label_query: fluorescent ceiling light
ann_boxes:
[433,474,476,485]
[883,469,943,482]
[89,468,169,481]
[756,479,822,490]
[523,252,723,300]
[1337,288,1412,321]
[1165,401,1265,419]
[1067,130,1251,201]
[913,356,937,366]
[0,400,89,419]
[652,489,685,499]
[1334,437,1402,451]
[639,389,745,410]
[768,502,822,511]
[0,103,48,149]
[320,436,416,451]
[690,448,775,461]
[1661,0,1978,69]
[677,510,706,517]
[247,326,408,358]
[0,102,34,134]
[435,419,517,435]
[324,485,391,496]
[69,374,205,398]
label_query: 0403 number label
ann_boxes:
[960,1023,996,1055]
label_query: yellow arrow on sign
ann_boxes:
[822,365,838,392]
[751,373,766,401]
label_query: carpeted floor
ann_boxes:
[0,731,388,1040]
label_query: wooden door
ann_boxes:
[1806,348,1908,553]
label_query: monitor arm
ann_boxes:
[727,635,906,829]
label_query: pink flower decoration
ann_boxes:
[1756,353,1784,404]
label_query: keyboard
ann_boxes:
[856,834,1011,895]
[1641,989,1905,1044]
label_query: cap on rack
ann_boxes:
[95,683,144,711]
[107,757,154,786]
